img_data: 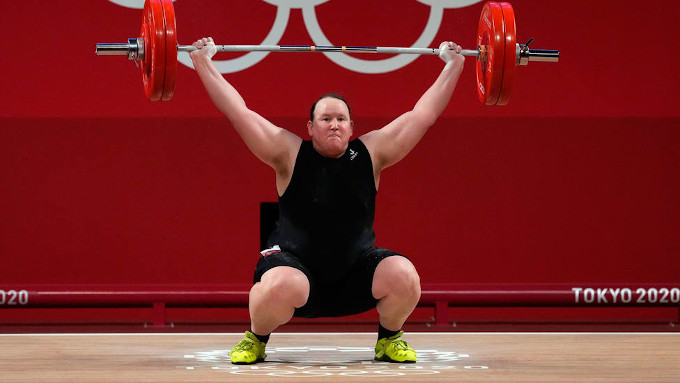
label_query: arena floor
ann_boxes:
[1,332,678,382]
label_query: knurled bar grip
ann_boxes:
[176,44,481,57]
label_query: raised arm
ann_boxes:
[360,42,465,180]
[190,38,301,173]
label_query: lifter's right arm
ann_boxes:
[189,37,301,171]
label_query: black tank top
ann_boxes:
[267,139,377,282]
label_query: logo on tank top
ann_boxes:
[349,149,358,161]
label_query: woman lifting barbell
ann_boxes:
[188,35,464,365]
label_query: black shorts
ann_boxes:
[253,247,406,318]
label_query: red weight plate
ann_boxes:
[140,19,151,97]
[140,0,166,101]
[160,0,177,101]
[496,2,516,105]
[475,2,505,105]
[140,0,152,99]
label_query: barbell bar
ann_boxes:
[95,0,559,104]
[97,42,481,57]
[96,41,557,61]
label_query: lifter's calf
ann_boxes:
[372,256,421,331]
[249,266,310,335]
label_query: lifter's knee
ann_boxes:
[254,266,310,308]
[372,256,421,301]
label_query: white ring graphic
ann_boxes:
[302,5,443,74]
[416,0,482,7]
[107,0,483,73]
[262,0,330,6]
[107,0,176,9]
[107,0,143,8]
[302,0,482,73]
[178,4,292,73]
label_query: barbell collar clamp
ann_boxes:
[517,45,559,66]
[95,38,144,61]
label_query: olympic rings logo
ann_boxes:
[108,0,482,74]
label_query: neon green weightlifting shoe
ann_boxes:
[374,331,417,363]
[229,331,267,364]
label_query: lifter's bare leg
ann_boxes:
[372,256,421,330]
[230,266,309,364]
[371,256,421,362]
[249,266,310,335]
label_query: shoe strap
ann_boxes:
[233,333,259,352]
[390,339,411,350]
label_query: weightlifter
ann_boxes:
[190,36,464,364]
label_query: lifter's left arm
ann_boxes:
[360,42,465,174]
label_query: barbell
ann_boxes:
[95,0,559,105]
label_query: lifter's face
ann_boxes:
[307,97,354,158]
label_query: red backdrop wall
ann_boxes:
[1,1,678,290]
